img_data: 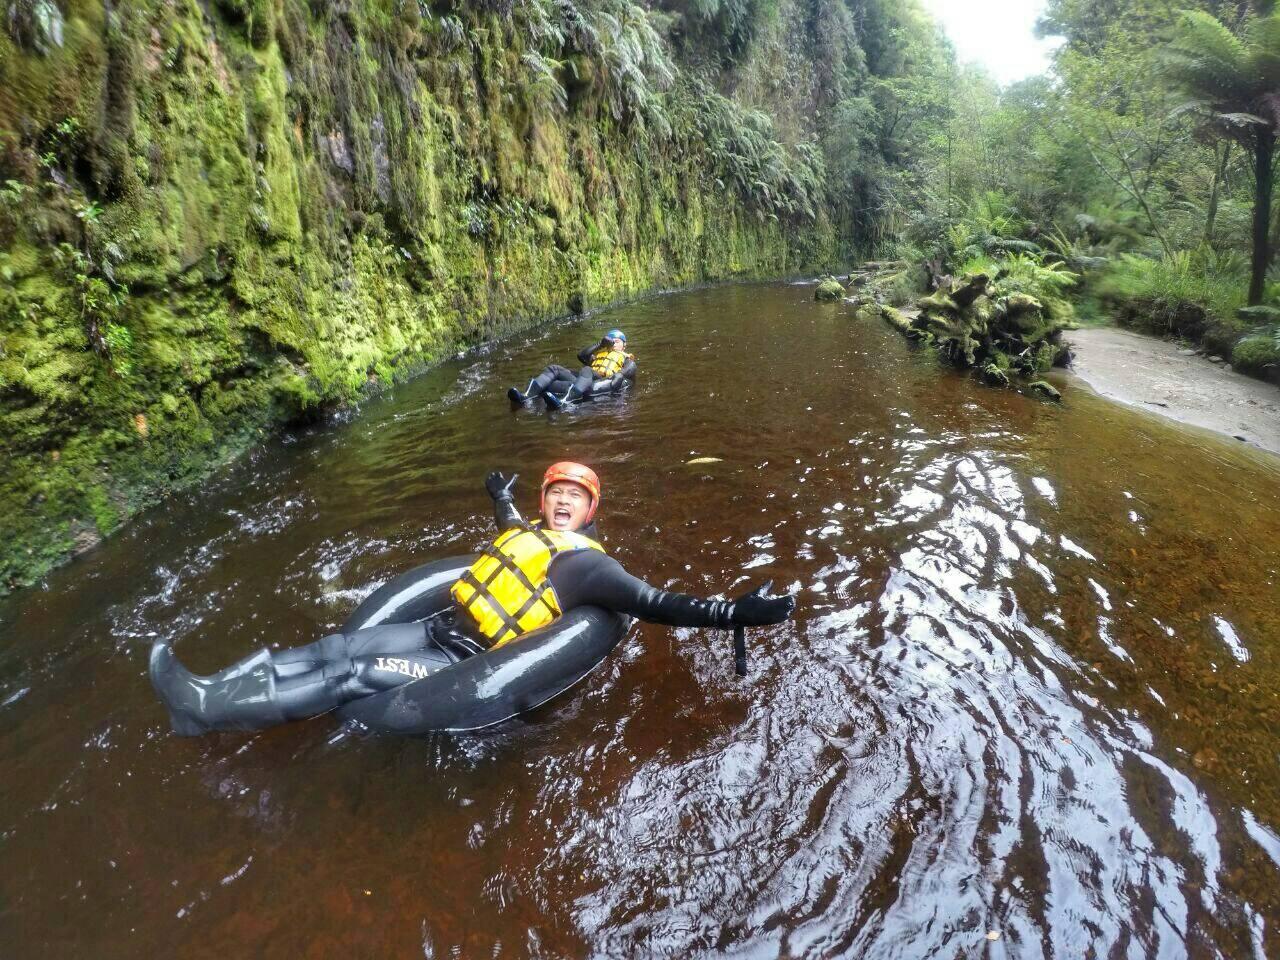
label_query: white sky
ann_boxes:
[920,0,1063,87]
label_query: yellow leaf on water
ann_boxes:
[686,457,723,465]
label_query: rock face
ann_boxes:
[815,277,846,301]
[0,1,873,589]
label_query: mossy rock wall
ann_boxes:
[0,1,847,590]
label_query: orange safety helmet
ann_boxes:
[541,461,602,522]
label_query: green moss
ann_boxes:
[815,276,844,301]
[1231,335,1280,382]
[1028,380,1061,401]
[0,0,853,592]
[882,267,1071,386]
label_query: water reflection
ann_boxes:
[1,282,1279,957]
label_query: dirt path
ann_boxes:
[1066,326,1280,457]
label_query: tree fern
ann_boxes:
[1163,9,1280,304]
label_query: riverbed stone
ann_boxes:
[815,277,846,301]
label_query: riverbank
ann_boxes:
[1067,326,1280,457]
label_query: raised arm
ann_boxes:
[577,342,601,366]
[549,551,794,628]
[484,471,524,531]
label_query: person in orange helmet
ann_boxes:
[151,462,794,733]
[459,463,794,649]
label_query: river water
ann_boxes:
[2,282,1279,958]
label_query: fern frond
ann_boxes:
[1247,12,1280,88]
[1165,10,1256,105]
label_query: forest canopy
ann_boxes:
[860,0,1280,373]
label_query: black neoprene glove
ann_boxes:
[727,581,795,626]
[485,471,518,502]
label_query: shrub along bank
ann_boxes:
[0,0,934,591]
[862,188,1280,392]
[1097,251,1280,380]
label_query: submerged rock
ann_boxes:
[856,302,913,333]
[982,363,1011,387]
[1028,380,1061,401]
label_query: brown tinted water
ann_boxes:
[2,282,1280,958]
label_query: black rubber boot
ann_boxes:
[509,379,539,405]
[511,378,546,405]
[149,641,284,736]
[544,384,582,409]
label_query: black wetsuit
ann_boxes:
[522,343,637,400]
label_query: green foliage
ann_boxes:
[1161,9,1280,304]
[0,179,26,208]
[941,192,1037,263]
[1164,10,1280,118]
[521,51,568,112]
[543,0,677,134]
[680,80,823,221]
[74,200,103,225]
[984,253,1079,323]
[878,265,928,306]
[1097,248,1250,352]
[1231,332,1280,379]
[1099,249,1247,319]
[669,0,767,63]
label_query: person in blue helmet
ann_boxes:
[508,328,638,408]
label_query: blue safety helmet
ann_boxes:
[605,328,627,343]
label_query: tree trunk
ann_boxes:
[1205,140,1230,248]
[1249,126,1274,306]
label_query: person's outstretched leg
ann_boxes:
[150,623,432,735]
[149,643,283,736]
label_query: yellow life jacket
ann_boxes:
[590,347,632,379]
[451,525,605,648]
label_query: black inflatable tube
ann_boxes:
[590,374,632,397]
[335,555,632,733]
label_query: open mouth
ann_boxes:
[553,506,573,524]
